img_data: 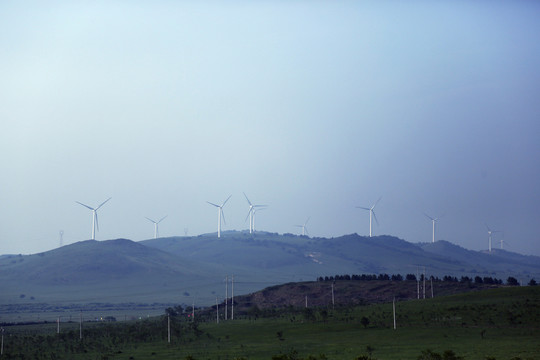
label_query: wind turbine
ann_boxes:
[75,197,112,240]
[243,192,267,234]
[207,195,232,238]
[499,235,509,250]
[485,223,501,253]
[356,197,381,237]
[294,217,310,236]
[145,215,167,239]
[424,213,440,243]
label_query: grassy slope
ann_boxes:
[120,286,540,360]
[3,286,539,360]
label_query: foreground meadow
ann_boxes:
[1,286,539,359]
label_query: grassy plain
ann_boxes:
[2,286,539,360]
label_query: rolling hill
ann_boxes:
[1,232,539,310]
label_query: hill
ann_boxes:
[0,239,224,305]
[1,232,539,312]
[229,278,505,314]
[142,232,540,281]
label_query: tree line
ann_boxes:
[316,273,536,286]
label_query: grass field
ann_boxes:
[1,286,539,359]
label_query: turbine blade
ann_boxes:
[243,192,252,206]
[372,210,379,226]
[372,197,382,210]
[145,217,156,224]
[222,195,232,207]
[207,201,219,207]
[356,206,370,211]
[424,213,434,221]
[305,217,310,226]
[96,197,112,210]
[158,215,168,223]
[485,223,491,232]
[221,209,227,225]
[95,212,100,232]
[245,210,252,223]
[76,201,94,210]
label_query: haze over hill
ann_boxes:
[1,232,539,308]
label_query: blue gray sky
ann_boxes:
[1,1,539,256]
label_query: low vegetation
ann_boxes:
[1,285,538,359]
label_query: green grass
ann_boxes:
[2,286,539,360]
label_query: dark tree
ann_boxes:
[406,274,417,281]
[528,278,537,286]
[360,316,370,328]
[506,276,519,286]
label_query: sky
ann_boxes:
[1,1,539,256]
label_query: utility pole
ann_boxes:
[305,295,308,308]
[331,282,335,310]
[167,314,171,344]
[393,298,396,330]
[225,275,228,320]
[216,298,219,324]
[423,267,426,299]
[1,327,4,356]
[231,275,234,320]
[79,311,83,340]
[431,277,434,298]
[57,317,60,334]
[417,267,420,299]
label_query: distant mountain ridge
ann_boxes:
[1,232,539,307]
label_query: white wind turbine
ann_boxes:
[424,213,440,243]
[75,197,112,240]
[145,215,167,239]
[499,235,509,250]
[357,197,381,237]
[207,195,232,238]
[485,223,502,253]
[243,192,267,234]
[294,217,310,236]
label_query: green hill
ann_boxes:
[1,231,539,314]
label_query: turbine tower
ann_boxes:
[243,192,267,234]
[294,217,310,236]
[424,213,440,243]
[207,195,232,238]
[76,197,111,240]
[357,197,381,237]
[485,223,501,253]
[145,215,167,239]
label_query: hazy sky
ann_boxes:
[1,1,539,256]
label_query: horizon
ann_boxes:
[3,230,536,258]
[1,2,539,256]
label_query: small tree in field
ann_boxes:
[360,316,370,328]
